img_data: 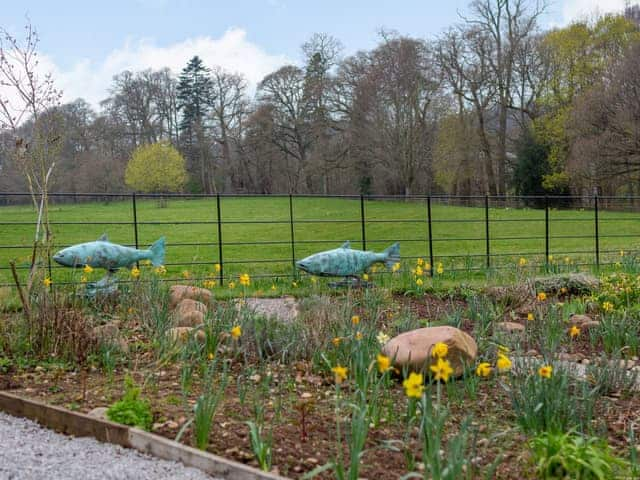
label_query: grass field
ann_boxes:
[1,195,640,287]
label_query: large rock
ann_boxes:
[173,299,207,327]
[167,327,206,344]
[569,313,600,331]
[382,326,477,376]
[240,296,299,323]
[169,285,213,309]
[495,321,525,334]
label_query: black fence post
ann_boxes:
[485,195,490,269]
[132,193,139,268]
[427,196,434,277]
[594,195,600,269]
[289,194,296,277]
[360,194,366,250]
[544,195,550,265]
[216,193,224,286]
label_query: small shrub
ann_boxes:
[106,376,153,431]
[530,431,630,479]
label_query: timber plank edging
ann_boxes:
[0,391,286,480]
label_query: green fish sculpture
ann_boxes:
[53,234,165,272]
[296,241,400,278]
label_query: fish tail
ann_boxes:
[149,237,165,266]
[383,242,400,269]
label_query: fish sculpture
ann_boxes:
[53,234,165,272]
[296,241,400,278]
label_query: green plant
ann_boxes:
[106,376,153,431]
[193,360,229,450]
[504,364,598,434]
[530,431,630,479]
[246,421,272,471]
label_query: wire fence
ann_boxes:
[1,192,640,287]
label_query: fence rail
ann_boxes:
[1,192,640,287]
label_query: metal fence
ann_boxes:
[1,192,640,287]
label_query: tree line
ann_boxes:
[2,1,640,200]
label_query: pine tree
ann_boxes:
[177,56,214,193]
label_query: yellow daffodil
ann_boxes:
[417,257,424,266]
[559,287,567,294]
[228,281,236,289]
[403,372,424,398]
[83,264,93,274]
[332,365,348,384]
[518,257,527,267]
[376,331,390,345]
[230,325,242,340]
[43,277,52,287]
[355,331,363,341]
[270,284,277,291]
[351,315,360,325]
[497,345,510,354]
[391,262,401,273]
[239,273,250,287]
[207,352,214,361]
[332,337,342,347]
[496,354,512,372]
[548,255,554,262]
[203,279,216,289]
[377,354,391,373]
[436,263,444,275]
[602,301,614,312]
[181,270,191,279]
[214,263,221,272]
[415,266,424,276]
[292,281,298,288]
[416,278,424,286]
[430,357,453,382]
[536,292,547,301]
[80,275,88,283]
[476,362,492,377]
[620,250,625,257]
[569,325,580,338]
[425,262,431,271]
[527,312,534,321]
[154,265,167,275]
[362,273,369,281]
[131,267,141,279]
[431,342,449,359]
[538,365,553,379]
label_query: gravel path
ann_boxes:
[0,412,218,480]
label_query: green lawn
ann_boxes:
[1,195,639,286]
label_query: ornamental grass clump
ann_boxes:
[193,359,229,450]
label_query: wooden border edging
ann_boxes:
[0,391,286,480]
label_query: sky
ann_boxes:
[0,0,632,108]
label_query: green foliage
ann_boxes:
[246,421,272,472]
[504,365,598,435]
[193,359,229,450]
[530,431,630,479]
[512,127,551,206]
[106,376,153,430]
[125,141,187,194]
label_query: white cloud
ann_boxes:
[45,28,289,108]
[560,0,627,24]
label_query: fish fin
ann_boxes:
[98,233,109,242]
[149,237,165,267]
[383,242,400,269]
[340,241,351,249]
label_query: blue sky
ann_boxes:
[1,0,629,106]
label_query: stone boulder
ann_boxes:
[167,327,206,344]
[92,321,128,353]
[173,298,207,327]
[568,313,600,331]
[239,296,299,323]
[495,321,525,334]
[169,285,213,309]
[382,326,477,376]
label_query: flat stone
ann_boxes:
[87,407,108,421]
[240,296,300,323]
[495,321,525,334]
[381,326,477,376]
